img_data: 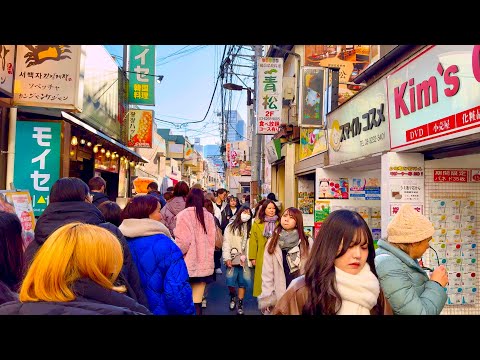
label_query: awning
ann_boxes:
[61,111,149,163]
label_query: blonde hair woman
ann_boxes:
[0,223,151,315]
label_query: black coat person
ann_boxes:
[24,201,149,309]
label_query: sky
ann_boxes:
[104,45,253,146]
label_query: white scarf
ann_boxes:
[334,264,380,315]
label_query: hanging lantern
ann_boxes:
[70,136,78,146]
[93,146,99,153]
[106,150,111,158]
[101,148,106,154]
[80,138,86,145]
[87,141,92,147]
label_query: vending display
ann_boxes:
[429,197,477,305]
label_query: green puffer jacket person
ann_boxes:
[375,204,448,315]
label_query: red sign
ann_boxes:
[405,105,480,144]
[434,169,470,183]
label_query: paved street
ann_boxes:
[202,263,262,316]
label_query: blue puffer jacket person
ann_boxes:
[119,217,195,315]
[375,204,448,315]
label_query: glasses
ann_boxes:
[421,246,440,272]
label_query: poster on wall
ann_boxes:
[303,226,313,240]
[314,200,330,239]
[0,45,15,97]
[318,178,349,199]
[350,178,366,200]
[298,178,315,215]
[300,128,327,160]
[365,178,381,200]
[0,191,35,248]
[300,67,325,126]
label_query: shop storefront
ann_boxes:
[319,77,390,241]
[385,45,480,312]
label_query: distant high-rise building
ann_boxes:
[226,110,245,142]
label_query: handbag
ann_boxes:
[215,226,224,250]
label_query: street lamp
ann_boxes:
[222,83,253,105]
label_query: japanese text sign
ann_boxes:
[0,45,15,97]
[13,45,84,111]
[128,45,156,106]
[127,110,153,148]
[387,45,480,150]
[257,57,283,135]
[327,78,390,165]
[13,121,61,216]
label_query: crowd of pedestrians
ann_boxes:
[0,177,448,315]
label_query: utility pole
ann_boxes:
[250,45,263,204]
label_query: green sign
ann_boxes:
[128,45,156,106]
[13,121,61,216]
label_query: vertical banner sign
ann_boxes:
[0,45,15,97]
[257,57,283,135]
[128,45,156,106]
[14,121,61,216]
[127,109,154,148]
[13,45,84,111]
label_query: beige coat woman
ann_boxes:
[257,236,313,311]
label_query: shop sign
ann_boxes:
[78,46,122,140]
[128,45,156,106]
[327,78,390,165]
[257,57,283,135]
[13,121,61,216]
[265,138,281,163]
[13,45,84,111]
[0,45,15,97]
[127,109,153,148]
[434,169,480,183]
[388,45,480,150]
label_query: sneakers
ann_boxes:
[202,297,207,308]
[215,268,223,275]
[237,300,244,315]
[229,296,236,311]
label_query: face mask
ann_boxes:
[241,214,251,222]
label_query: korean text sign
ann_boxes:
[257,57,283,135]
[13,121,61,216]
[13,45,84,111]
[128,45,156,106]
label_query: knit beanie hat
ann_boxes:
[387,204,434,243]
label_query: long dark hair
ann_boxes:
[267,207,309,255]
[0,211,24,291]
[185,188,207,234]
[50,177,90,203]
[228,205,253,237]
[303,210,382,315]
[257,199,279,223]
